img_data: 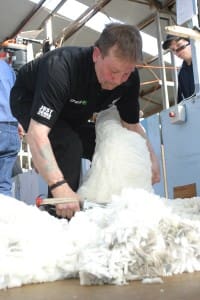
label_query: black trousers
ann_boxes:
[48,119,96,192]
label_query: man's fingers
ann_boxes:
[55,202,80,219]
[56,208,74,219]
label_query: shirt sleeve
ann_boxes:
[30,53,70,128]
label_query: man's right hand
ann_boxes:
[55,201,80,219]
[52,184,81,219]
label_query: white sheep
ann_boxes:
[78,106,153,203]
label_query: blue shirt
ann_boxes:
[0,60,16,121]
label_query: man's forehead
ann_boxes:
[107,45,136,63]
[105,54,135,71]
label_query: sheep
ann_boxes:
[78,106,153,203]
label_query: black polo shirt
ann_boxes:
[16,46,140,128]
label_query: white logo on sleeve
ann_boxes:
[37,105,53,120]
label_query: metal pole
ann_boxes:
[155,11,169,109]
[167,15,179,104]
[45,17,53,45]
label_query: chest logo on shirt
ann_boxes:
[69,98,88,106]
[37,105,53,120]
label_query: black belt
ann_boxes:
[0,121,18,126]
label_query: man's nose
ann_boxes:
[111,73,125,85]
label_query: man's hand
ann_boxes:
[18,123,25,139]
[56,201,80,219]
[52,186,81,219]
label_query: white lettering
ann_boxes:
[37,105,53,120]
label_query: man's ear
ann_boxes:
[93,47,101,63]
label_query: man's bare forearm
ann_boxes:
[26,120,63,186]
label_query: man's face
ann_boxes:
[93,46,135,90]
[169,39,191,61]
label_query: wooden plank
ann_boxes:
[165,25,200,40]
[173,183,197,199]
[1,273,200,300]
